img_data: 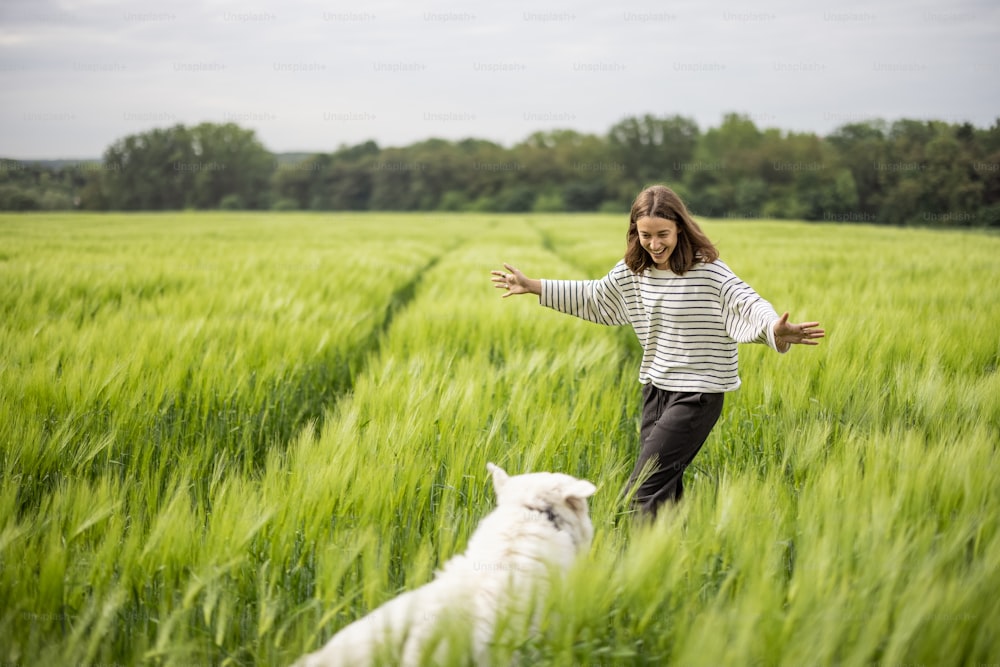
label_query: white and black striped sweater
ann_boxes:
[540,259,785,393]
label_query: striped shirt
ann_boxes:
[540,259,784,392]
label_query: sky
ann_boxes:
[1,0,998,159]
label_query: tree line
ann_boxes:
[2,114,999,226]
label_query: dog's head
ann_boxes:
[486,462,597,552]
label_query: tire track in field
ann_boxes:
[346,253,441,383]
[271,241,459,466]
[330,245,457,411]
[127,251,451,482]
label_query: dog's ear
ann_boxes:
[563,479,597,512]
[566,479,596,499]
[486,462,509,494]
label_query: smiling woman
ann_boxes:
[624,185,719,274]
[492,184,824,517]
[635,216,677,269]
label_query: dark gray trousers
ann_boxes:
[625,384,725,517]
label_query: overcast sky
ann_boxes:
[1,0,997,159]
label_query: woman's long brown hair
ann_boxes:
[624,185,719,275]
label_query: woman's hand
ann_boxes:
[490,263,540,297]
[773,312,825,351]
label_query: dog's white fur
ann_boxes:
[292,463,597,666]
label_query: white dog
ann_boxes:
[292,462,597,666]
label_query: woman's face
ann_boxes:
[636,216,679,270]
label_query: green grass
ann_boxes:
[1,211,997,666]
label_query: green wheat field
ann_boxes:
[1,212,998,666]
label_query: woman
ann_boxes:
[491,185,824,517]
